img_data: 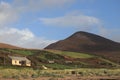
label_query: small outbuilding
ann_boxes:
[65,61,73,64]
[9,56,31,66]
[48,60,55,64]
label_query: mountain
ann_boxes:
[45,31,120,63]
[0,43,21,49]
[45,31,120,52]
[0,32,119,68]
[0,40,119,68]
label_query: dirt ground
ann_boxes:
[1,76,120,80]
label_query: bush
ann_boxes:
[71,71,76,74]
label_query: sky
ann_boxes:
[0,0,120,49]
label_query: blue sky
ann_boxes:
[0,0,120,49]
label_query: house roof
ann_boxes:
[8,56,30,62]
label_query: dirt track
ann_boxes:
[1,76,120,80]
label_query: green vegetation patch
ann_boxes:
[12,49,32,55]
[35,52,64,60]
[0,48,36,56]
[7,49,35,55]
[99,58,120,67]
[46,50,94,58]
[44,63,74,69]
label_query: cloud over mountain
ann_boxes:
[40,14,101,29]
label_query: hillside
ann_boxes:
[0,48,119,69]
[45,31,120,64]
[0,43,21,49]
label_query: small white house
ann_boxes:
[48,60,55,64]
[9,56,31,66]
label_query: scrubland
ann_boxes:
[0,67,120,80]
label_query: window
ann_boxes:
[19,61,22,64]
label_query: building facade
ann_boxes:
[9,56,31,66]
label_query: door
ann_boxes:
[20,60,26,66]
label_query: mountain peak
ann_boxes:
[45,31,120,52]
[70,31,91,37]
[67,31,93,39]
[74,31,90,34]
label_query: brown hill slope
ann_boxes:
[0,43,21,49]
[45,31,120,63]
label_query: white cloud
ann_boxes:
[0,28,56,49]
[0,0,74,27]
[39,14,101,30]
[0,1,56,49]
[39,13,120,43]
[0,28,33,45]
[0,1,18,27]
[100,29,120,43]
[21,37,56,49]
